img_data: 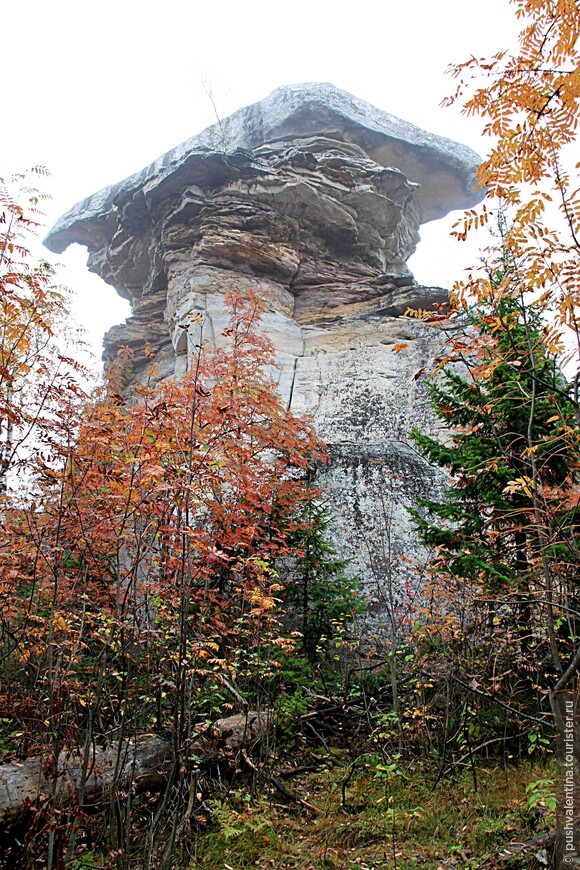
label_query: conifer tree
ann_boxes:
[411,291,577,604]
[409,270,579,847]
[285,497,361,660]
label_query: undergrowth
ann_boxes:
[188,754,556,869]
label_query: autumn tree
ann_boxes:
[0,286,360,867]
[410,1,580,862]
[0,171,360,866]
[0,168,86,497]
[444,0,580,374]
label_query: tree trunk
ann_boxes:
[0,710,269,828]
[0,737,170,827]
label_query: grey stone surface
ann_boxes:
[44,82,484,256]
[43,84,481,623]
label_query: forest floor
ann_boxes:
[0,703,557,868]
[188,751,555,869]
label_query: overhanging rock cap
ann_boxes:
[44,82,485,255]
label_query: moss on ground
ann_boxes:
[188,754,555,869]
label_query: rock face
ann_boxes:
[44,83,484,622]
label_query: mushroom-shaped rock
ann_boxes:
[45,83,483,257]
[43,84,483,611]
[43,83,483,368]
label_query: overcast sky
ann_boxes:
[3,0,520,368]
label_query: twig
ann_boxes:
[421,669,554,727]
[437,731,529,780]
[302,720,330,753]
[277,765,321,779]
[241,751,320,813]
[216,673,248,710]
[300,703,350,720]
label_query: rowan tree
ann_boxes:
[444,0,580,373]
[409,1,580,861]
[0,287,358,866]
[0,168,87,497]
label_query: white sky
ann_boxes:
[2,0,520,368]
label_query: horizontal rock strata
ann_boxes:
[44,83,484,619]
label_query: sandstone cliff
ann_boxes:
[44,83,484,620]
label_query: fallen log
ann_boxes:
[0,710,270,827]
[0,737,171,827]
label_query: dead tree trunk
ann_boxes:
[0,711,269,828]
[0,737,170,827]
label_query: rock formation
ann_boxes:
[44,83,484,620]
